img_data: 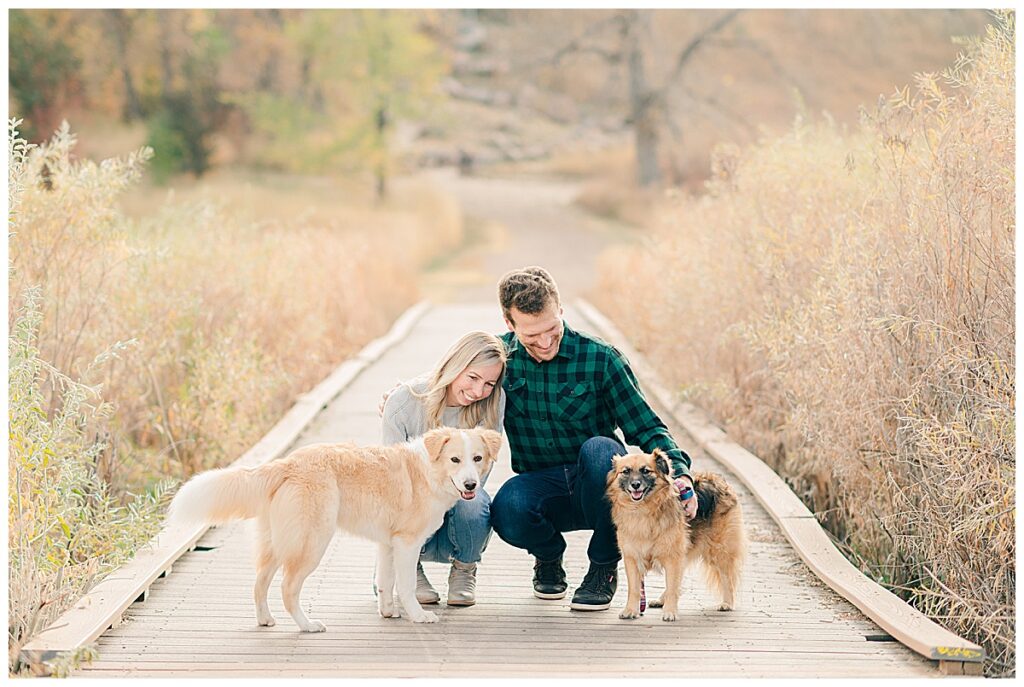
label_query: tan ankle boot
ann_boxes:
[416,561,440,604]
[447,560,478,606]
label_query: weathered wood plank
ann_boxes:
[76,660,937,678]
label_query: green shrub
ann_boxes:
[8,287,171,674]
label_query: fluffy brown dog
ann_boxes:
[607,450,745,621]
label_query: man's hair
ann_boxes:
[498,266,561,324]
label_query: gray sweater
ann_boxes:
[381,377,507,446]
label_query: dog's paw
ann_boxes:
[718,603,734,612]
[378,598,398,618]
[257,616,276,627]
[619,607,642,620]
[302,620,327,633]
[648,597,664,608]
[410,611,439,623]
[661,610,678,622]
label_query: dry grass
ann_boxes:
[7,120,463,671]
[593,14,1014,676]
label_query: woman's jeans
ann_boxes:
[419,472,492,565]
[490,436,623,566]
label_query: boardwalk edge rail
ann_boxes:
[18,301,433,676]
[573,298,985,677]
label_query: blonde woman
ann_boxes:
[381,331,506,607]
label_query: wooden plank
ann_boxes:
[18,301,432,674]
[574,298,985,666]
[91,629,898,646]
[74,660,936,678]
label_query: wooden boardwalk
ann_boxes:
[74,304,939,678]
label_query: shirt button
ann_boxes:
[547,440,554,447]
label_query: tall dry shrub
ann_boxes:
[8,118,460,669]
[595,14,1013,675]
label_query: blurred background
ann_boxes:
[8,8,1014,677]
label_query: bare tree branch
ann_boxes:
[530,11,627,68]
[551,42,622,65]
[665,9,744,87]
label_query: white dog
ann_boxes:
[168,427,501,630]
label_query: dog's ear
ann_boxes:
[608,454,625,485]
[476,429,502,459]
[652,449,671,476]
[423,428,453,462]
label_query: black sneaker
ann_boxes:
[569,562,618,611]
[533,556,568,599]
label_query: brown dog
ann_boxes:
[607,450,745,621]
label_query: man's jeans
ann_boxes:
[490,436,623,566]
[420,481,492,565]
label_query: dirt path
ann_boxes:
[414,168,638,304]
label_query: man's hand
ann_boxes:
[674,476,698,520]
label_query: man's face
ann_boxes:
[506,302,564,363]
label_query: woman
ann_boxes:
[381,331,506,607]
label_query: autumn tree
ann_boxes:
[9,10,83,141]
[276,10,448,198]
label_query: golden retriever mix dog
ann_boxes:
[607,450,745,621]
[168,427,501,631]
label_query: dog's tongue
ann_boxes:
[460,490,477,501]
[630,490,645,501]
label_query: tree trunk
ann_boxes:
[105,10,143,122]
[374,101,389,200]
[157,11,176,104]
[626,10,661,187]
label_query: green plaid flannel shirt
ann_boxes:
[498,323,692,480]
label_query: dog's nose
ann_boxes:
[629,481,643,490]
[463,481,477,491]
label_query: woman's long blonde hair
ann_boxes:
[411,331,507,431]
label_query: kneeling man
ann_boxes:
[491,267,698,611]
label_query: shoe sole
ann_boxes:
[446,599,476,607]
[533,589,568,600]
[569,600,612,611]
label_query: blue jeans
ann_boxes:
[420,480,492,565]
[490,436,623,566]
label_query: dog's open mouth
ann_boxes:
[460,490,476,500]
[628,488,646,502]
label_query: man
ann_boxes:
[490,266,697,611]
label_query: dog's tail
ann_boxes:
[692,471,739,521]
[167,465,277,526]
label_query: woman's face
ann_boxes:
[445,361,503,407]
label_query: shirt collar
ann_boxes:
[556,322,578,360]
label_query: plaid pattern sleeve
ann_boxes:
[600,345,692,481]
[498,324,692,480]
